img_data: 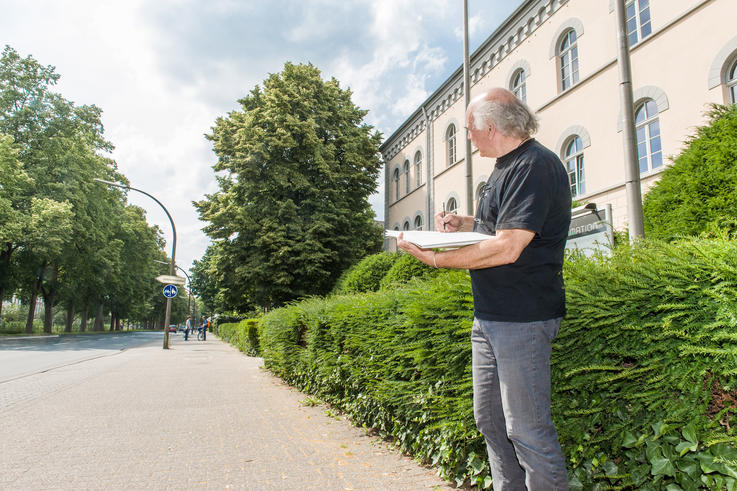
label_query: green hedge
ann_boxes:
[378,251,441,289]
[217,319,260,356]
[332,251,400,294]
[251,237,737,489]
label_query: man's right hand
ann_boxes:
[435,211,465,232]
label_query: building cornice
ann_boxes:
[380,0,569,161]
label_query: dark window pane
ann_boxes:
[652,151,663,168]
[639,157,648,173]
[646,100,658,116]
[650,137,661,154]
[637,143,647,159]
[641,22,652,38]
[626,3,636,18]
[649,120,660,137]
[640,7,651,24]
[627,18,638,33]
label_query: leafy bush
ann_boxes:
[217,318,260,356]
[332,252,400,294]
[251,236,737,489]
[379,252,441,289]
[643,104,737,240]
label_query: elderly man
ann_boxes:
[398,88,570,490]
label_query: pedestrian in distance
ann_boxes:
[200,315,207,341]
[397,87,571,490]
[184,315,192,341]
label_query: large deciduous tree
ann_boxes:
[643,104,737,240]
[195,62,383,309]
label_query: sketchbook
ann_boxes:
[385,230,492,249]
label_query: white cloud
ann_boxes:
[2,0,523,270]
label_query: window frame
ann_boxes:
[414,151,423,187]
[403,159,410,195]
[558,29,579,92]
[563,136,585,197]
[392,167,400,201]
[414,215,423,231]
[635,99,663,174]
[625,0,652,47]
[728,58,737,104]
[511,68,527,102]
[446,197,458,215]
[445,124,457,167]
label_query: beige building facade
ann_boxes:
[381,0,737,234]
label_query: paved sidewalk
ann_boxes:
[0,334,455,490]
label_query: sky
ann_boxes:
[1,0,523,274]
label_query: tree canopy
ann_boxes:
[195,62,383,310]
[0,45,180,331]
[643,104,737,240]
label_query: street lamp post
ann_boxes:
[94,178,177,349]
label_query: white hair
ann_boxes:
[472,98,539,139]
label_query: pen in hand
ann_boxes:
[442,202,446,231]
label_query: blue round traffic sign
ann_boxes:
[162,284,178,298]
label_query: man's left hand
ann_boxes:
[397,233,435,267]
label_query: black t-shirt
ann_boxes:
[471,138,571,322]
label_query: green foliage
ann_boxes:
[195,62,383,310]
[0,45,172,330]
[379,252,441,289]
[332,251,400,295]
[244,236,737,489]
[643,104,737,240]
[217,319,260,356]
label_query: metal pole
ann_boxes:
[463,0,474,215]
[614,0,645,240]
[94,178,177,348]
[155,261,191,324]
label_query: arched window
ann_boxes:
[446,124,457,166]
[403,159,410,195]
[446,197,458,214]
[403,221,410,231]
[625,0,652,47]
[564,136,585,197]
[635,99,663,173]
[511,69,527,102]
[414,151,423,187]
[559,29,579,91]
[414,215,423,231]
[392,168,400,201]
[728,58,737,104]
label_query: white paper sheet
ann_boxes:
[385,230,492,248]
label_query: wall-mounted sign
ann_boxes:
[566,204,613,257]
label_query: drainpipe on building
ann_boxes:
[614,0,645,240]
[463,0,474,215]
[422,106,433,230]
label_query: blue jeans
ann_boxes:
[471,317,568,490]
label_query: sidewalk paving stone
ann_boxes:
[0,335,456,490]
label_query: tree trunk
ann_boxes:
[43,290,55,334]
[109,314,115,331]
[25,290,38,334]
[93,301,104,331]
[80,303,88,332]
[65,303,75,333]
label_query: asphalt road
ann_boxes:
[0,331,162,384]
